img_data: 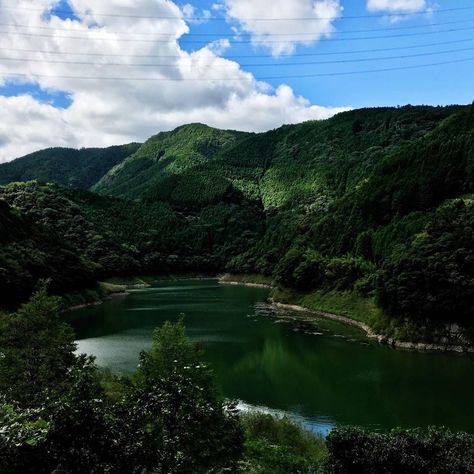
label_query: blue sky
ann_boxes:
[0,0,473,161]
[178,0,474,108]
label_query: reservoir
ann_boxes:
[68,279,474,435]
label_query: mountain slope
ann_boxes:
[94,106,461,210]
[0,143,140,189]
[93,123,248,203]
[0,179,263,307]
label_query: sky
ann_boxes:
[0,0,473,162]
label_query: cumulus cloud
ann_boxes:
[367,0,427,13]
[0,0,349,163]
[223,0,343,56]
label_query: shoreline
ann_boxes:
[219,276,474,355]
[218,280,273,289]
[63,291,129,313]
[218,273,274,289]
[271,301,474,354]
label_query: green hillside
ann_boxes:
[0,143,140,189]
[94,106,460,208]
[93,123,248,205]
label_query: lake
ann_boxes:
[67,279,474,435]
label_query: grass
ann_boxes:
[271,286,384,327]
[240,413,327,474]
[299,290,382,325]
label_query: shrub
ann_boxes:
[325,426,474,474]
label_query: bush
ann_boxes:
[325,426,474,474]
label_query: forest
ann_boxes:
[0,104,472,341]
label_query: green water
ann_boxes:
[68,279,474,435]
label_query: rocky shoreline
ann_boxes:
[271,301,474,354]
[218,280,273,289]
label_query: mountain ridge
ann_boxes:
[0,143,141,189]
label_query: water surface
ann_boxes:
[68,279,474,435]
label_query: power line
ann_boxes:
[1,17,473,37]
[0,38,472,60]
[1,25,473,43]
[1,45,473,68]
[2,56,473,81]
[1,4,473,21]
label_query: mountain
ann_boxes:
[0,104,472,337]
[0,143,140,189]
[94,106,461,210]
[93,123,249,205]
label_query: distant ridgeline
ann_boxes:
[0,104,472,338]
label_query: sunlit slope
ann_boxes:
[93,123,248,206]
[94,106,461,211]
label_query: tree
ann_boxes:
[122,320,243,473]
[0,288,77,408]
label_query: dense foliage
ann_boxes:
[325,426,474,474]
[0,197,96,308]
[0,181,262,307]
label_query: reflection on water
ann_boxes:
[68,279,474,434]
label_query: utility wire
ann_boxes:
[1,17,473,37]
[0,38,472,59]
[1,5,473,21]
[1,25,473,43]
[2,56,473,81]
[1,45,473,68]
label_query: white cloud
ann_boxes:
[181,3,211,24]
[223,0,343,56]
[0,0,349,163]
[0,95,76,160]
[367,0,426,12]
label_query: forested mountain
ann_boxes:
[0,143,140,189]
[1,104,472,335]
[94,106,460,208]
[93,123,249,205]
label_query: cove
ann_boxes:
[67,279,474,435]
